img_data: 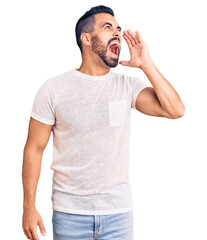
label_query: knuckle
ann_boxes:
[30,226,36,230]
[24,227,29,231]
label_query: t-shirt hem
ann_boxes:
[52,205,133,215]
[132,85,150,109]
[30,111,55,125]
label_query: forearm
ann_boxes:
[22,147,43,210]
[140,60,185,117]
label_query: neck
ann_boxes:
[77,51,110,76]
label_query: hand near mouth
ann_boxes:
[119,29,152,69]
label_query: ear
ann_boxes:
[81,33,91,47]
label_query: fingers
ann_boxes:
[24,221,46,239]
[135,30,143,43]
[24,227,34,239]
[123,29,143,47]
[27,227,39,240]
[31,227,40,240]
[119,60,130,66]
[23,228,31,239]
[27,231,33,239]
[123,31,133,48]
[24,226,40,240]
[22,209,45,240]
[125,29,138,45]
[38,218,47,236]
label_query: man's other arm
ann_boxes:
[22,117,53,239]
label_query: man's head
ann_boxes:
[75,5,122,68]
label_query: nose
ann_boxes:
[113,30,121,43]
[113,28,121,38]
[114,30,121,37]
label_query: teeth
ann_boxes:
[110,41,119,47]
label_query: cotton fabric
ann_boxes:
[30,68,150,215]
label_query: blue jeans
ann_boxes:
[52,209,134,239]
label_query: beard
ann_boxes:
[91,34,120,68]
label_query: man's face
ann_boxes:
[90,13,122,68]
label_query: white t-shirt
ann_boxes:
[30,68,150,215]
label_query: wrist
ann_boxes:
[23,205,36,212]
[140,60,154,71]
[23,201,36,210]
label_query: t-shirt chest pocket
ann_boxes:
[108,99,128,127]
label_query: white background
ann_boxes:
[0,0,206,239]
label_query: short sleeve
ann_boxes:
[30,79,56,125]
[125,75,150,109]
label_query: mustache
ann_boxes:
[108,37,120,47]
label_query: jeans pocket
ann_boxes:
[108,99,128,127]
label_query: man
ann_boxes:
[22,5,185,240]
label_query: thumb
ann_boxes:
[119,60,130,66]
[38,219,46,236]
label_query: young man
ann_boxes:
[22,5,185,240]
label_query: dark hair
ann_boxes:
[75,5,114,54]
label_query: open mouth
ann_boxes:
[109,43,119,56]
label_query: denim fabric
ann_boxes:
[52,209,134,240]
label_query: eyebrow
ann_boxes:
[102,22,122,31]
